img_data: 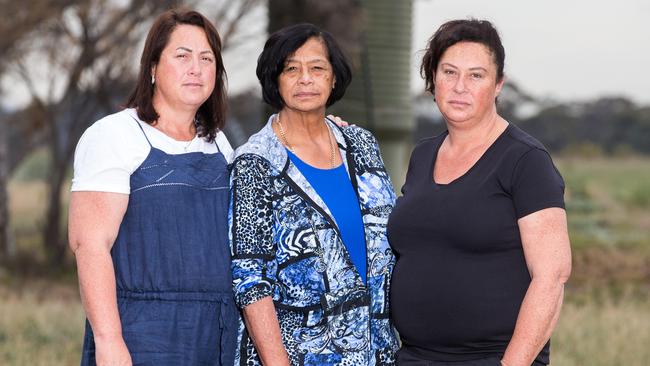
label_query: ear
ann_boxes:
[332,76,336,89]
[495,75,506,96]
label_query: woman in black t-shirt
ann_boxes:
[388,19,571,366]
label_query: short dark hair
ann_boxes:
[126,8,226,142]
[421,19,505,95]
[256,23,352,110]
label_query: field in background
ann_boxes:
[2,156,650,365]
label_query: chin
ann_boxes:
[182,96,210,107]
[442,112,474,124]
[287,103,327,114]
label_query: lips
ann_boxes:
[294,92,319,98]
[448,100,470,107]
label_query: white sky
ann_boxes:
[3,0,649,109]
[410,0,650,103]
[226,0,650,104]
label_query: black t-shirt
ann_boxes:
[388,123,565,364]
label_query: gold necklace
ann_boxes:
[276,113,336,168]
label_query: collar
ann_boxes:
[233,114,354,229]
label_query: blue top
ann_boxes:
[287,150,367,282]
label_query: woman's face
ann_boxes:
[152,24,217,112]
[434,41,504,125]
[278,37,335,114]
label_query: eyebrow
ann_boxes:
[285,57,328,63]
[440,63,488,72]
[176,47,214,55]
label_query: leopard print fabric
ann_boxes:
[229,116,398,365]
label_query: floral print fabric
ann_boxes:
[229,116,398,365]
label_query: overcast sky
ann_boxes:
[2,0,649,109]
[411,0,650,104]
[226,0,650,105]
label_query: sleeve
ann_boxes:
[511,148,565,218]
[229,154,277,308]
[71,117,148,193]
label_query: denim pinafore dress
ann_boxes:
[81,119,238,365]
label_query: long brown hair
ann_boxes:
[126,8,226,142]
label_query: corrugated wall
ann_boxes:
[336,0,414,187]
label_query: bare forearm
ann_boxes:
[502,278,565,366]
[76,244,123,341]
[243,297,290,366]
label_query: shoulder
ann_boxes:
[77,108,145,150]
[233,119,278,159]
[71,109,148,193]
[338,125,382,156]
[231,126,277,176]
[80,108,143,143]
[340,124,375,142]
[412,131,445,158]
[230,153,276,187]
[232,118,287,173]
[503,123,551,155]
[500,124,563,182]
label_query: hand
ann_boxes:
[95,334,132,366]
[327,114,351,127]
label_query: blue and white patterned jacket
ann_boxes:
[229,115,399,366]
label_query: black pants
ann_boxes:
[396,348,547,366]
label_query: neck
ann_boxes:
[278,108,328,140]
[152,96,197,140]
[445,110,506,150]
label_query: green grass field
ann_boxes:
[2,156,649,365]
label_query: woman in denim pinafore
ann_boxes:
[70,9,237,365]
[79,119,238,364]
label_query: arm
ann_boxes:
[242,297,290,366]
[69,191,131,366]
[501,207,572,366]
[229,155,288,365]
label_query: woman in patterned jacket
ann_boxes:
[229,23,399,365]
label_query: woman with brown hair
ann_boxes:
[388,19,571,366]
[68,9,237,365]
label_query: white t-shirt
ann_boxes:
[71,108,234,194]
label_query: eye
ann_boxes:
[202,56,214,62]
[284,65,298,72]
[471,73,483,79]
[176,53,189,59]
[443,69,456,75]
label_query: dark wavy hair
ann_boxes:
[421,19,505,96]
[256,23,352,110]
[126,8,226,142]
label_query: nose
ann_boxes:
[188,56,202,76]
[298,68,313,85]
[453,75,467,93]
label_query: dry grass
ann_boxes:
[1,281,648,365]
[553,289,650,365]
[2,156,649,364]
[0,281,84,365]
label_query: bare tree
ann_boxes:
[2,0,177,264]
[0,0,77,261]
[0,0,266,265]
